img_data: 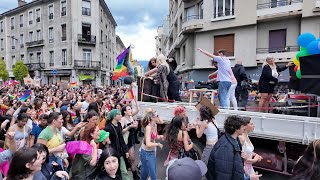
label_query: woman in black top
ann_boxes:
[258,56,292,112]
[96,148,122,180]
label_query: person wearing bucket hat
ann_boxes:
[166,157,207,180]
[97,130,111,150]
[104,109,130,180]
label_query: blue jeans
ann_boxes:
[140,149,156,180]
[218,81,231,108]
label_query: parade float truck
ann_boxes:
[134,99,320,175]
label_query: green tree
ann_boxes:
[0,58,9,81]
[12,61,28,82]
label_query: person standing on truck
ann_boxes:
[258,56,293,112]
[291,139,320,180]
[232,60,249,109]
[239,117,263,177]
[197,48,232,108]
[194,106,219,165]
[206,115,262,180]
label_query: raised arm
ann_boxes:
[197,48,216,59]
[145,68,158,77]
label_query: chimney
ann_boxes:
[18,0,26,7]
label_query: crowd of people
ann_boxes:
[0,51,315,180]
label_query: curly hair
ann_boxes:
[224,115,250,134]
[165,116,183,150]
[199,106,214,123]
[291,140,320,180]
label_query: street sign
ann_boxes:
[52,69,58,75]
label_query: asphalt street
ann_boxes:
[132,139,290,180]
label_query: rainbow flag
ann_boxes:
[49,103,55,110]
[68,110,77,120]
[70,82,78,89]
[112,46,135,80]
[124,88,135,100]
[19,90,32,102]
[1,104,9,113]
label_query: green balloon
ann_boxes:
[300,47,307,51]
[296,69,301,79]
[296,49,309,61]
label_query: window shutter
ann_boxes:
[214,34,234,56]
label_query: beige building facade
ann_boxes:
[157,0,320,87]
[0,0,118,86]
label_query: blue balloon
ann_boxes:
[297,33,316,48]
[306,40,320,55]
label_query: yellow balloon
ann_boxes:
[293,57,300,67]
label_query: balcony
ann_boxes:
[25,62,45,71]
[78,34,96,46]
[26,40,45,48]
[61,11,66,16]
[61,36,66,41]
[256,46,300,63]
[49,62,54,66]
[257,0,303,18]
[74,60,101,70]
[181,15,204,34]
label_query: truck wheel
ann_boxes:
[191,138,205,160]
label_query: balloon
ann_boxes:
[293,57,300,67]
[296,68,301,79]
[296,49,309,61]
[306,40,320,55]
[300,47,307,51]
[294,66,299,72]
[297,33,316,48]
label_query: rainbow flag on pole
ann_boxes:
[112,46,135,80]
[19,90,32,102]
[124,88,135,100]
[70,82,78,89]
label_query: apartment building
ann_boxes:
[158,0,320,88]
[0,0,118,86]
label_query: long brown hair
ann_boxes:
[80,122,98,144]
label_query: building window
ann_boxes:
[0,21,3,32]
[48,4,54,20]
[82,0,91,16]
[12,56,16,66]
[214,34,235,56]
[21,54,24,62]
[29,31,33,42]
[48,27,54,43]
[213,0,234,18]
[185,6,195,22]
[29,53,33,63]
[269,29,286,53]
[28,11,33,24]
[62,49,67,65]
[0,39,4,51]
[61,0,67,16]
[101,30,103,42]
[182,45,186,63]
[83,49,91,66]
[19,14,24,27]
[199,2,204,19]
[37,52,41,62]
[49,51,54,66]
[11,37,16,49]
[10,17,15,30]
[36,8,41,22]
[20,34,24,48]
[61,24,66,41]
[36,30,41,41]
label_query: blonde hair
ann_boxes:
[156,54,170,74]
[263,55,276,69]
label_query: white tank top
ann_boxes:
[204,122,218,141]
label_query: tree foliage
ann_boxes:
[12,61,28,82]
[0,58,9,81]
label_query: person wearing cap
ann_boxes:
[104,109,130,180]
[206,115,262,180]
[97,130,111,150]
[166,157,207,180]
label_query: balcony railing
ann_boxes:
[78,34,96,45]
[256,46,300,54]
[182,15,203,23]
[257,0,303,9]
[213,10,234,18]
[49,62,54,66]
[26,40,44,48]
[74,60,101,69]
[25,62,45,71]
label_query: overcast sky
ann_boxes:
[0,0,169,61]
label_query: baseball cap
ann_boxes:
[166,157,207,180]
